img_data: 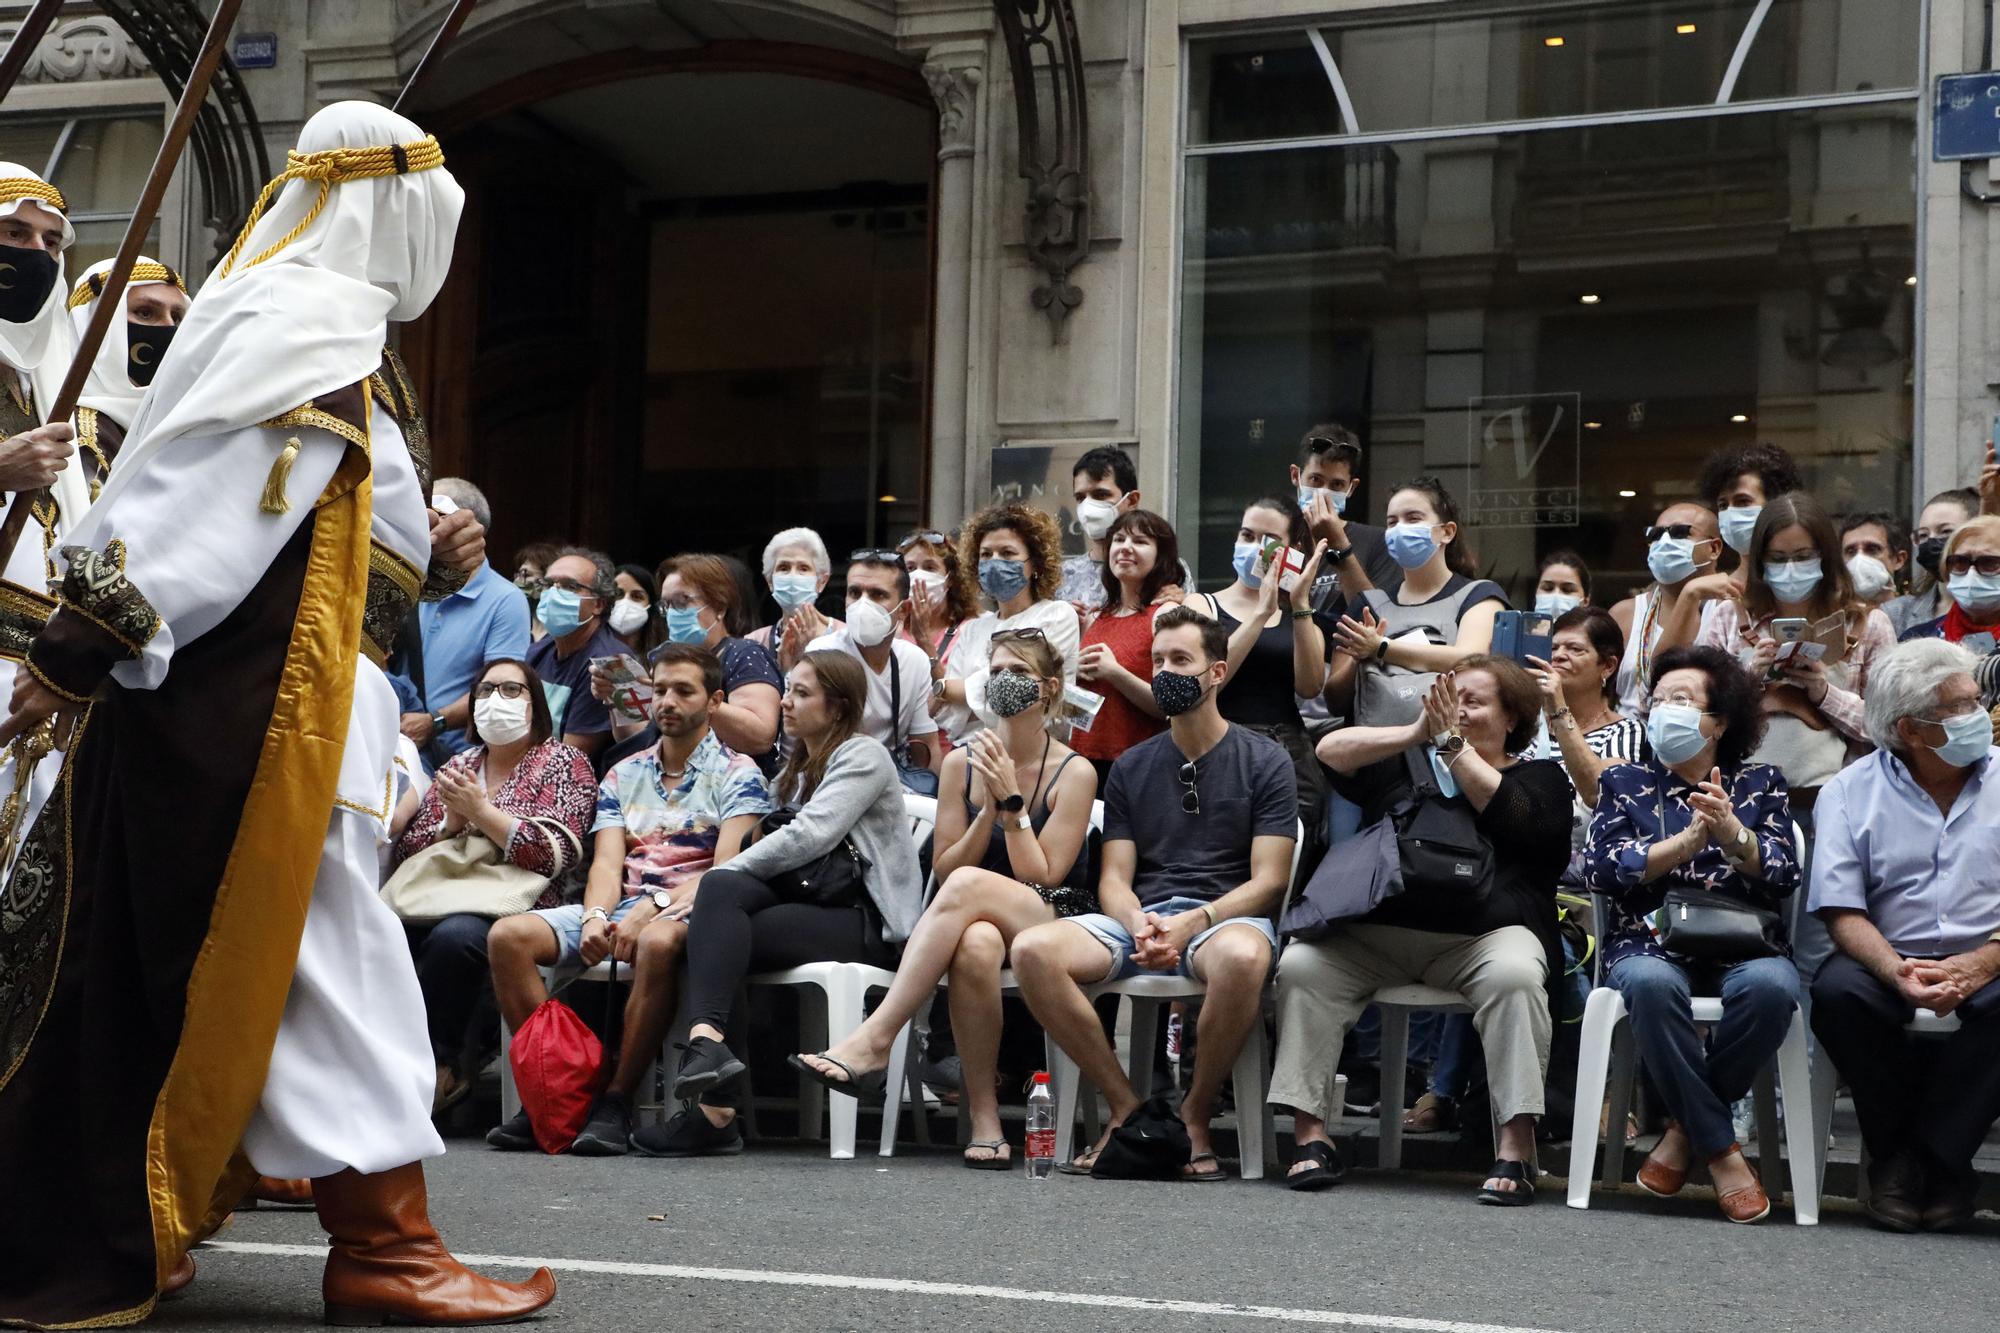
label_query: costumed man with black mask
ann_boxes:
[0,168,87,884]
[0,104,556,1327]
[65,254,189,496]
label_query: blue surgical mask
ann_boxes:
[538,586,586,638]
[1764,557,1823,605]
[772,572,818,613]
[1232,540,1264,589]
[1297,485,1347,516]
[978,557,1030,605]
[1647,703,1711,766]
[665,605,708,644]
[1534,592,1582,619]
[1719,505,1762,555]
[1647,536,1698,587]
[1948,569,2000,620]
[1384,522,1439,570]
[1926,710,1993,768]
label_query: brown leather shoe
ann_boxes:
[1709,1145,1770,1224]
[1920,1162,1977,1233]
[252,1175,315,1206]
[1635,1120,1687,1198]
[314,1162,556,1326]
[1402,1092,1458,1133]
[1865,1151,1924,1233]
[161,1253,196,1297]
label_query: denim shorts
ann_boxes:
[1068,895,1279,983]
[531,897,645,968]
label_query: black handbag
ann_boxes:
[1395,747,1494,902]
[1650,787,1783,963]
[756,809,868,906]
[1090,1095,1192,1180]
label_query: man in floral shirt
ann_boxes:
[485,643,771,1156]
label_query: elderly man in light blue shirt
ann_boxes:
[398,478,531,763]
[1808,638,2000,1234]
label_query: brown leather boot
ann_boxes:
[162,1253,196,1297]
[314,1163,555,1326]
[253,1175,315,1206]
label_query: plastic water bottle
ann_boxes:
[1025,1072,1056,1181]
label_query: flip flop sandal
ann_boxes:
[1056,1145,1102,1176]
[1181,1152,1230,1183]
[1285,1139,1345,1192]
[962,1140,1013,1171]
[1475,1157,1537,1207]
[787,1052,889,1106]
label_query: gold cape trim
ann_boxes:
[140,420,373,1289]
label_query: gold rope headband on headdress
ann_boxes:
[217,136,445,279]
[67,263,187,310]
[0,178,67,214]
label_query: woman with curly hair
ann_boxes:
[930,503,1081,745]
[899,526,980,659]
[1581,644,1803,1225]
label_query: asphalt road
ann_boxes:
[158,1130,1994,1333]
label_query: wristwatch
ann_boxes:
[429,712,447,735]
[996,793,1026,814]
[1436,733,1466,758]
[1327,546,1353,566]
[651,889,672,911]
[583,906,610,925]
[1374,638,1391,663]
[1005,814,1033,832]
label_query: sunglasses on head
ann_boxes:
[850,548,906,568]
[897,531,950,551]
[992,627,1048,646]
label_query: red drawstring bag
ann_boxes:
[509,960,617,1154]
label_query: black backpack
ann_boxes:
[1393,746,1495,903]
[1091,1096,1192,1181]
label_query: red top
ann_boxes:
[1073,606,1166,762]
[1941,601,2000,644]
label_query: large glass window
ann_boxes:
[1178,0,1918,604]
[0,115,166,272]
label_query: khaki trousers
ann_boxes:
[1267,923,1550,1123]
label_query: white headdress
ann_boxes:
[0,165,77,412]
[66,255,185,429]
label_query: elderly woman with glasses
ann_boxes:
[1581,644,1801,1224]
[390,658,598,1113]
[1897,516,2000,709]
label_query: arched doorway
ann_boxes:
[402,44,936,581]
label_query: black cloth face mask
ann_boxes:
[125,320,176,387]
[1915,535,1947,576]
[0,243,58,323]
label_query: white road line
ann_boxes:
[206,1240,1567,1333]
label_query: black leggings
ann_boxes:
[684,867,894,1034]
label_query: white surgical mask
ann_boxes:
[1845,553,1892,601]
[1534,592,1582,619]
[474,694,533,746]
[908,568,946,599]
[1719,505,1762,555]
[845,596,895,647]
[608,599,649,634]
[1076,498,1120,542]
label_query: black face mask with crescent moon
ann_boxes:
[0,243,58,323]
[125,320,176,387]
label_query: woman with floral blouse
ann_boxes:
[1583,645,1801,1225]
[391,658,598,1112]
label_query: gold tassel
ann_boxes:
[260,437,302,515]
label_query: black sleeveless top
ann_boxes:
[957,750,1096,914]
[1205,596,1303,730]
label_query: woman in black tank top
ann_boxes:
[791,632,1098,1168]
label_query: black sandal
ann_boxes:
[962,1139,1012,1171]
[786,1052,889,1105]
[1475,1157,1536,1207]
[1286,1139,1344,1192]
[1181,1152,1229,1183]
[1056,1144,1102,1176]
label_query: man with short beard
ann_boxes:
[486,642,773,1157]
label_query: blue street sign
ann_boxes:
[231,32,277,70]
[1934,72,2000,161]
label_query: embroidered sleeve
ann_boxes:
[25,541,162,702]
[422,559,471,602]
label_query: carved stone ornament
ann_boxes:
[923,63,981,162]
[1,15,152,82]
[995,0,1090,344]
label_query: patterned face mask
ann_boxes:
[1150,669,1207,718]
[985,670,1044,718]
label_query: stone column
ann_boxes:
[923,61,981,528]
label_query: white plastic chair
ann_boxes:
[1810,1007,1961,1201]
[1048,820,1305,1180]
[1374,985,1503,1168]
[742,793,938,1160]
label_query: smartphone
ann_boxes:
[1490,609,1553,665]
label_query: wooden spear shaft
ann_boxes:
[0,0,64,106]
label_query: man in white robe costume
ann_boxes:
[0,103,555,1329]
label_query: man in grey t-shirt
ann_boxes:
[1014,608,1298,1179]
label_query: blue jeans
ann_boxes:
[1608,953,1801,1158]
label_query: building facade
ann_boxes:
[1,0,1988,602]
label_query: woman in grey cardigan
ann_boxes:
[658,651,922,1151]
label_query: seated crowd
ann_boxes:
[383,436,2000,1229]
